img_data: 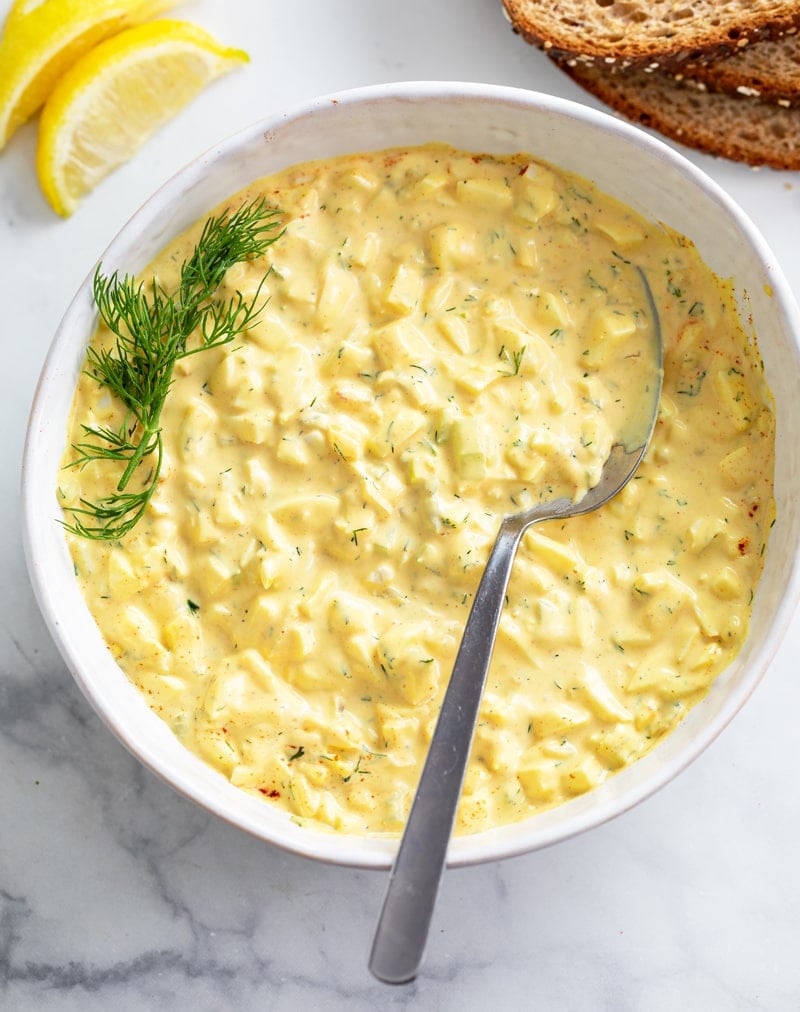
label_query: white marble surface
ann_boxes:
[2,1,800,1007]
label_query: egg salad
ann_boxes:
[59,145,775,835]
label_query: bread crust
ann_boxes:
[502,0,800,70]
[554,57,800,169]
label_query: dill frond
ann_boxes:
[62,197,282,540]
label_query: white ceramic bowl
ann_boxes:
[22,82,800,869]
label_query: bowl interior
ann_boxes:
[22,82,800,869]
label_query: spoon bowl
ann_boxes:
[370,268,664,985]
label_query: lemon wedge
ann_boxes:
[36,19,248,216]
[0,0,180,150]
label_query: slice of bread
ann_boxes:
[553,59,800,169]
[672,32,800,106]
[502,0,800,70]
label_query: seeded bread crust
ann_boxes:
[554,58,800,169]
[672,31,800,106]
[502,0,800,70]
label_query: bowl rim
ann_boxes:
[22,80,800,869]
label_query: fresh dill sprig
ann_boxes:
[62,197,282,540]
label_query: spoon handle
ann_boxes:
[369,515,527,985]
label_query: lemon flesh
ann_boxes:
[0,0,180,149]
[36,19,248,216]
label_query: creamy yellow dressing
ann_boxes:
[60,145,775,836]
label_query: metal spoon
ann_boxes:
[369,268,663,985]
